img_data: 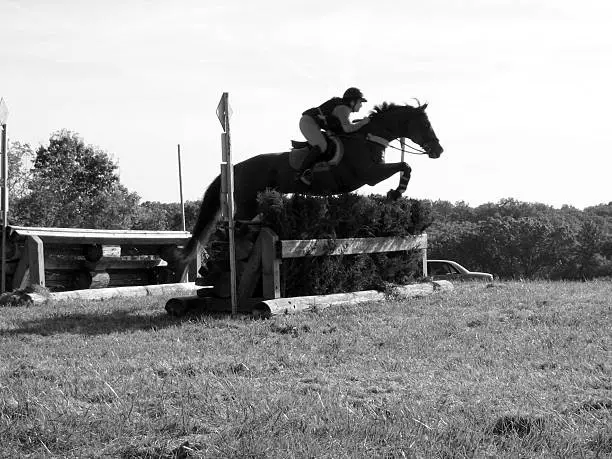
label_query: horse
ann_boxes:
[178,101,443,263]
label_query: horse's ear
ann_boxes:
[420,103,428,111]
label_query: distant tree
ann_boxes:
[474,198,555,221]
[11,130,140,228]
[571,219,610,279]
[584,202,612,218]
[5,141,35,223]
[132,200,201,231]
[426,198,612,280]
[7,141,34,200]
[427,200,476,223]
[132,201,172,230]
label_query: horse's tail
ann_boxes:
[179,175,221,263]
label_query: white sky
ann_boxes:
[1,0,611,209]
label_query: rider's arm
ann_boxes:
[331,105,370,133]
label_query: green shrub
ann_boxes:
[252,192,431,296]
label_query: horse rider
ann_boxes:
[297,87,371,185]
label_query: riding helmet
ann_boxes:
[343,87,367,102]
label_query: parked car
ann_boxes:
[427,259,494,282]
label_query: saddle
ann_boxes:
[288,135,344,171]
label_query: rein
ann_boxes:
[365,133,427,155]
[385,141,427,155]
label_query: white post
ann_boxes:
[217,93,238,316]
[0,98,9,293]
[177,144,186,232]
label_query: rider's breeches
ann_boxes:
[299,115,327,152]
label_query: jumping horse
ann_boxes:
[178,101,443,263]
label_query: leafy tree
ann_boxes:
[7,141,34,202]
[571,219,610,279]
[11,130,140,228]
[427,200,476,223]
[5,141,35,224]
[132,200,201,231]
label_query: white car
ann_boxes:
[427,259,493,282]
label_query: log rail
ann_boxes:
[260,230,428,301]
[165,228,432,317]
[3,226,196,292]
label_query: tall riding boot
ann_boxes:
[298,146,322,186]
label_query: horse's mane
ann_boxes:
[369,102,419,119]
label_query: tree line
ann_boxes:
[7,130,201,231]
[426,198,612,280]
[7,130,612,280]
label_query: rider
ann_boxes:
[298,87,371,185]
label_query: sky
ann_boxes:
[1,0,611,210]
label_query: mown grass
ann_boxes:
[1,281,611,458]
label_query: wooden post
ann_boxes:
[421,233,428,277]
[177,144,186,232]
[237,234,263,307]
[260,227,281,299]
[0,98,8,293]
[12,244,30,290]
[26,235,45,288]
[217,92,238,316]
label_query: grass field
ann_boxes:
[1,281,611,458]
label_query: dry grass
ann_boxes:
[1,281,611,458]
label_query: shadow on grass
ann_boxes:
[5,309,187,336]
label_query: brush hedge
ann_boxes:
[207,192,432,297]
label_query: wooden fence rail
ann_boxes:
[258,229,428,301]
[166,228,429,317]
[2,225,199,292]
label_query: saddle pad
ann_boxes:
[288,147,310,170]
[288,137,344,171]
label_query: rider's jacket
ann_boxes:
[302,97,348,132]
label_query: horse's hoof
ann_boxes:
[386,189,401,201]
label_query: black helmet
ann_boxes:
[343,87,367,102]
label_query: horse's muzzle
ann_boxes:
[427,143,443,159]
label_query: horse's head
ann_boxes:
[369,102,443,159]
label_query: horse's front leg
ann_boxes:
[359,161,411,200]
[378,162,411,200]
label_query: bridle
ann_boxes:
[364,111,433,156]
[385,139,427,155]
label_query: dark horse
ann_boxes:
[178,101,443,263]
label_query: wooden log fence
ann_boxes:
[165,227,436,317]
[2,226,200,293]
[259,229,428,302]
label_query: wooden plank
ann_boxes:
[280,234,427,258]
[106,270,152,287]
[45,271,75,291]
[27,235,45,288]
[261,228,281,299]
[12,243,30,290]
[75,270,111,289]
[44,255,167,271]
[83,245,121,261]
[237,235,263,307]
[8,226,191,245]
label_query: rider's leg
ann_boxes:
[298,116,328,185]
